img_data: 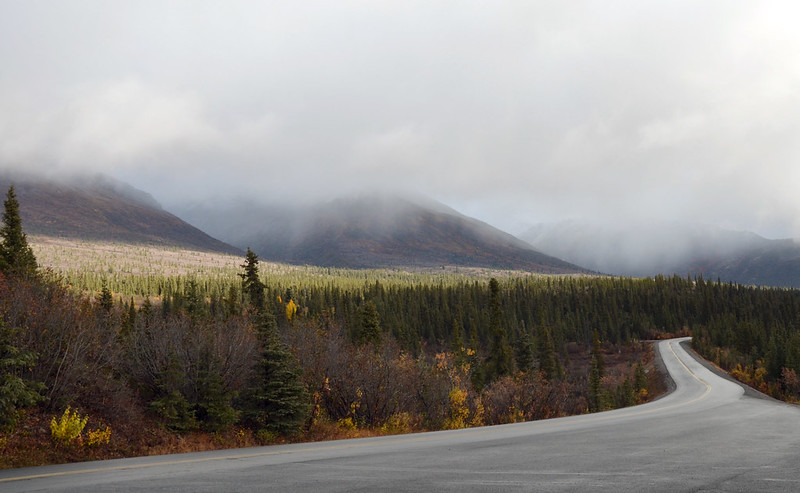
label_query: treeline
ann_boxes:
[7,181,800,462]
[690,279,800,400]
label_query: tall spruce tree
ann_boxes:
[242,311,310,436]
[0,186,37,276]
[486,278,513,381]
[240,248,266,312]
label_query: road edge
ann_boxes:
[650,339,676,400]
[678,339,779,402]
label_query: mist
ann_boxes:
[2,2,800,239]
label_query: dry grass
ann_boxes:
[30,236,244,277]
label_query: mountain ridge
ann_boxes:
[0,171,242,255]
[521,219,800,287]
[176,194,590,273]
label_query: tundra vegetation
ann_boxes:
[3,188,800,467]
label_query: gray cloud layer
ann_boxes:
[1,1,799,237]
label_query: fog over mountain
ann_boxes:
[1,3,800,240]
[176,194,587,273]
[521,220,800,287]
[0,171,241,254]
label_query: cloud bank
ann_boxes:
[1,1,799,237]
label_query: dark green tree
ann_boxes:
[485,278,513,381]
[150,355,198,432]
[515,328,535,374]
[537,326,559,380]
[591,330,605,377]
[97,282,114,311]
[225,284,240,317]
[241,311,310,436]
[450,318,464,353]
[354,301,382,346]
[0,320,44,428]
[194,356,239,432]
[0,186,37,276]
[240,248,266,312]
[119,298,136,339]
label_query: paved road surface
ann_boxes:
[2,338,800,492]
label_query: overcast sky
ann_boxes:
[1,1,799,238]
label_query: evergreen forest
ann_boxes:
[2,184,800,466]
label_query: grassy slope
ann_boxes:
[30,235,563,302]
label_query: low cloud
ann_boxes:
[1,2,800,238]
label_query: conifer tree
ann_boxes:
[150,355,198,432]
[97,282,114,311]
[591,330,605,377]
[0,320,43,428]
[515,328,535,374]
[486,278,513,381]
[450,318,464,353]
[537,326,558,380]
[195,353,238,431]
[354,301,382,346]
[242,311,310,436]
[0,186,37,276]
[119,298,136,339]
[240,248,266,312]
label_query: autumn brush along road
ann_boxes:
[3,338,800,492]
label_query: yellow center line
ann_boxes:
[667,339,712,392]
[0,430,491,484]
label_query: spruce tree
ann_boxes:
[354,301,382,346]
[0,320,44,428]
[515,328,535,374]
[150,355,198,432]
[195,353,239,431]
[240,248,266,312]
[537,326,558,380]
[242,311,310,436]
[0,186,37,276]
[591,330,605,377]
[97,282,114,311]
[486,278,513,381]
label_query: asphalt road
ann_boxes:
[3,338,800,492]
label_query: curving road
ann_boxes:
[3,338,800,492]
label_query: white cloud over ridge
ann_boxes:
[1,1,799,238]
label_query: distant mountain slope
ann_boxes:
[0,172,242,255]
[521,220,800,287]
[177,195,588,273]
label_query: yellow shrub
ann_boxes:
[444,387,470,430]
[50,407,88,445]
[381,412,414,435]
[86,426,112,447]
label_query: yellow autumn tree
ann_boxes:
[285,299,297,323]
